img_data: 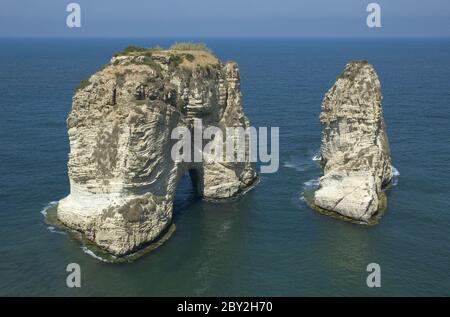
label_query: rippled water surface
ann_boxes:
[0,38,449,296]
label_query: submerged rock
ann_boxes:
[313,61,393,223]
[57,45,257,256]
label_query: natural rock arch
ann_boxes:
[58,47,257,256]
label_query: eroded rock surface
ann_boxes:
[313,61,393,222]
[57,46,257,256]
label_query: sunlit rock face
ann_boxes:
[57,47,257,256]
[314,61,393,222]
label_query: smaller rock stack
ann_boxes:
[313,61,393,222]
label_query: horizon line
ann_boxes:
[1,35,450,40]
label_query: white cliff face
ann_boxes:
[57,48,257,256]
[313,61,392,222]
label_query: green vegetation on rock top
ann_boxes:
[109,43,218,72]
[113,45,162,57]
[113,42,211,58]
[75,79,91,92]
[169,42,211,52]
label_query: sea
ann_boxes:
[0,38,449,296]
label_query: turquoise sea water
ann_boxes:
[0,39,449,296]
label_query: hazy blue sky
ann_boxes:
[1,0,449,38]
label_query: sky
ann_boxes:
[1,0,449,38]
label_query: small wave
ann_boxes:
[392,166,400,186]
[81,246,110,263]
[300,177,320,203]
[40,201,58,217]
[303,178,320,190]
[283,161,309,172]
[283,158,314,172]
[284,150,321,172]
[392,166,400,176]
[47,226,67,235]
[312,152,321,162]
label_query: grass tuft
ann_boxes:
[169,42,211,52]
[113,45,162,57]
[75,79,91,92]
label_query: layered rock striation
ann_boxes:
[313,61,393,222]
[57,45,257,256]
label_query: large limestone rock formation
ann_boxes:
[57,45,257,256]
[313,61,392,222]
